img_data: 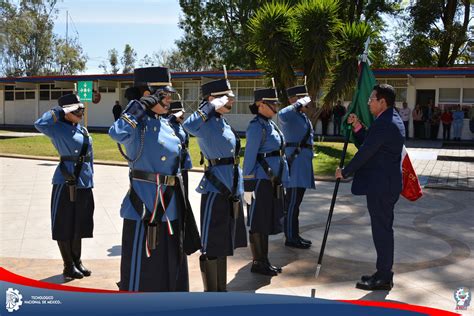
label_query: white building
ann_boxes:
[0,67,473,139]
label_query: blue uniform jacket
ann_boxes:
[342,107,405,196]
[182,101,243,195]
[168,116,192,170]
[278,104,315,189]
[243,115,289,191]
[109,100,183,222]
[34,107,94,188]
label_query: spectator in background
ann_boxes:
[399,101,411,139]
[440,108,453,141]
[320,107,332,136]
[469,106,474,140]
[112,100,122,121]
[452,105,464,141]
[332,100,346,136]
[412,104,423,139]
[430,105,441,140]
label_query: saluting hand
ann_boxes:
[210,95,229,110]
[62,104,82,114]
[295,96,311,109]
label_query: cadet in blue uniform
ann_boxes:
[243,87,289,276]
[278,85,315,249]
[34,94,94,280]
[183,78,247,292]
[109,67,200,292]
[168,101,192,196]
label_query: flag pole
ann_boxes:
[315,129,350,278]
[315,37,371,278]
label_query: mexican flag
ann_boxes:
[342,61,423,201]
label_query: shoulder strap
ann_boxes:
[286,119,311,167]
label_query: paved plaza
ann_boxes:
[0,144,473,313]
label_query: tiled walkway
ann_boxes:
[1,155,473,313]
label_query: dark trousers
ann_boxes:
[333,118,342,135]
[366,192,399,280]
[413,121,423,138]
[442,124,451,140]
[430,123,440,140]
[403,121,409,139]
[321,121,329,136]
[284,188,306,241]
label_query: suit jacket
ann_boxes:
[342,107,405,196]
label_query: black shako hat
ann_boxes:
[286,85,309,98]
[133,66,176,93]
[249,88,280,114]
[58,94,84,108]
[201,79,235,98]
[169,101,185,113]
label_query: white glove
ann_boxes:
[62,104,81,114]
[173,110,184,118]
[243,191,254,205]
[210,95,229,110]
[297,96,311,107]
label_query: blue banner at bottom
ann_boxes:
[1,280,437,316]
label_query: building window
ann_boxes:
[462,88,474,103]
[99,86,116,93]
[5,91,14,101]
[439,88,460,103]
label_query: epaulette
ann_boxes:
[121,113,137,128]
[196,110,208,122]
[50,110,57,123]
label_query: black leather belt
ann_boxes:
[131,169,177,186]
[285,142,313,149]
[60,155,92,163]
[207,157,236,167]
[257,150,281,159]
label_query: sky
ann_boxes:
[53,0,184,74]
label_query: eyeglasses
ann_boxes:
[368,97,379,102]
[72,108,85,115]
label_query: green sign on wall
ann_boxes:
[77,81,93,102]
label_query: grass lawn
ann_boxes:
[0,132,357,176]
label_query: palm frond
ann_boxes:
[323,22,372,107]
[247,1,296,90]
[293,0,341,97]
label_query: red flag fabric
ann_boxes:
[400,146,423,201]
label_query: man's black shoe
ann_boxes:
[285,239,311,249]
[360,273,376,282]
[298,236,312,245]
[251,261,277,276]
[356,277,393,291]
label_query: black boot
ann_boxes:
[249,233,277,276]
[71,239,91,277]
[200,255,218,292]
[216,256,227,292]
[57,241,84,279]
[262,235,282,273]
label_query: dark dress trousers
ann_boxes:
[342,107,405,280]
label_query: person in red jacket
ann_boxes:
[440,108,453,140]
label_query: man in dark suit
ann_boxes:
[336,84,405,291]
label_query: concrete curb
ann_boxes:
[0,153,350,182]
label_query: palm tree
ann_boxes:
[248,0,373,127]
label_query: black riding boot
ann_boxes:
[216,256,227,292]
[57,241,83,279]
[249,232,277,276]
[200,255,218,292]
[262,234,282,273]
[71,239,91,276]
